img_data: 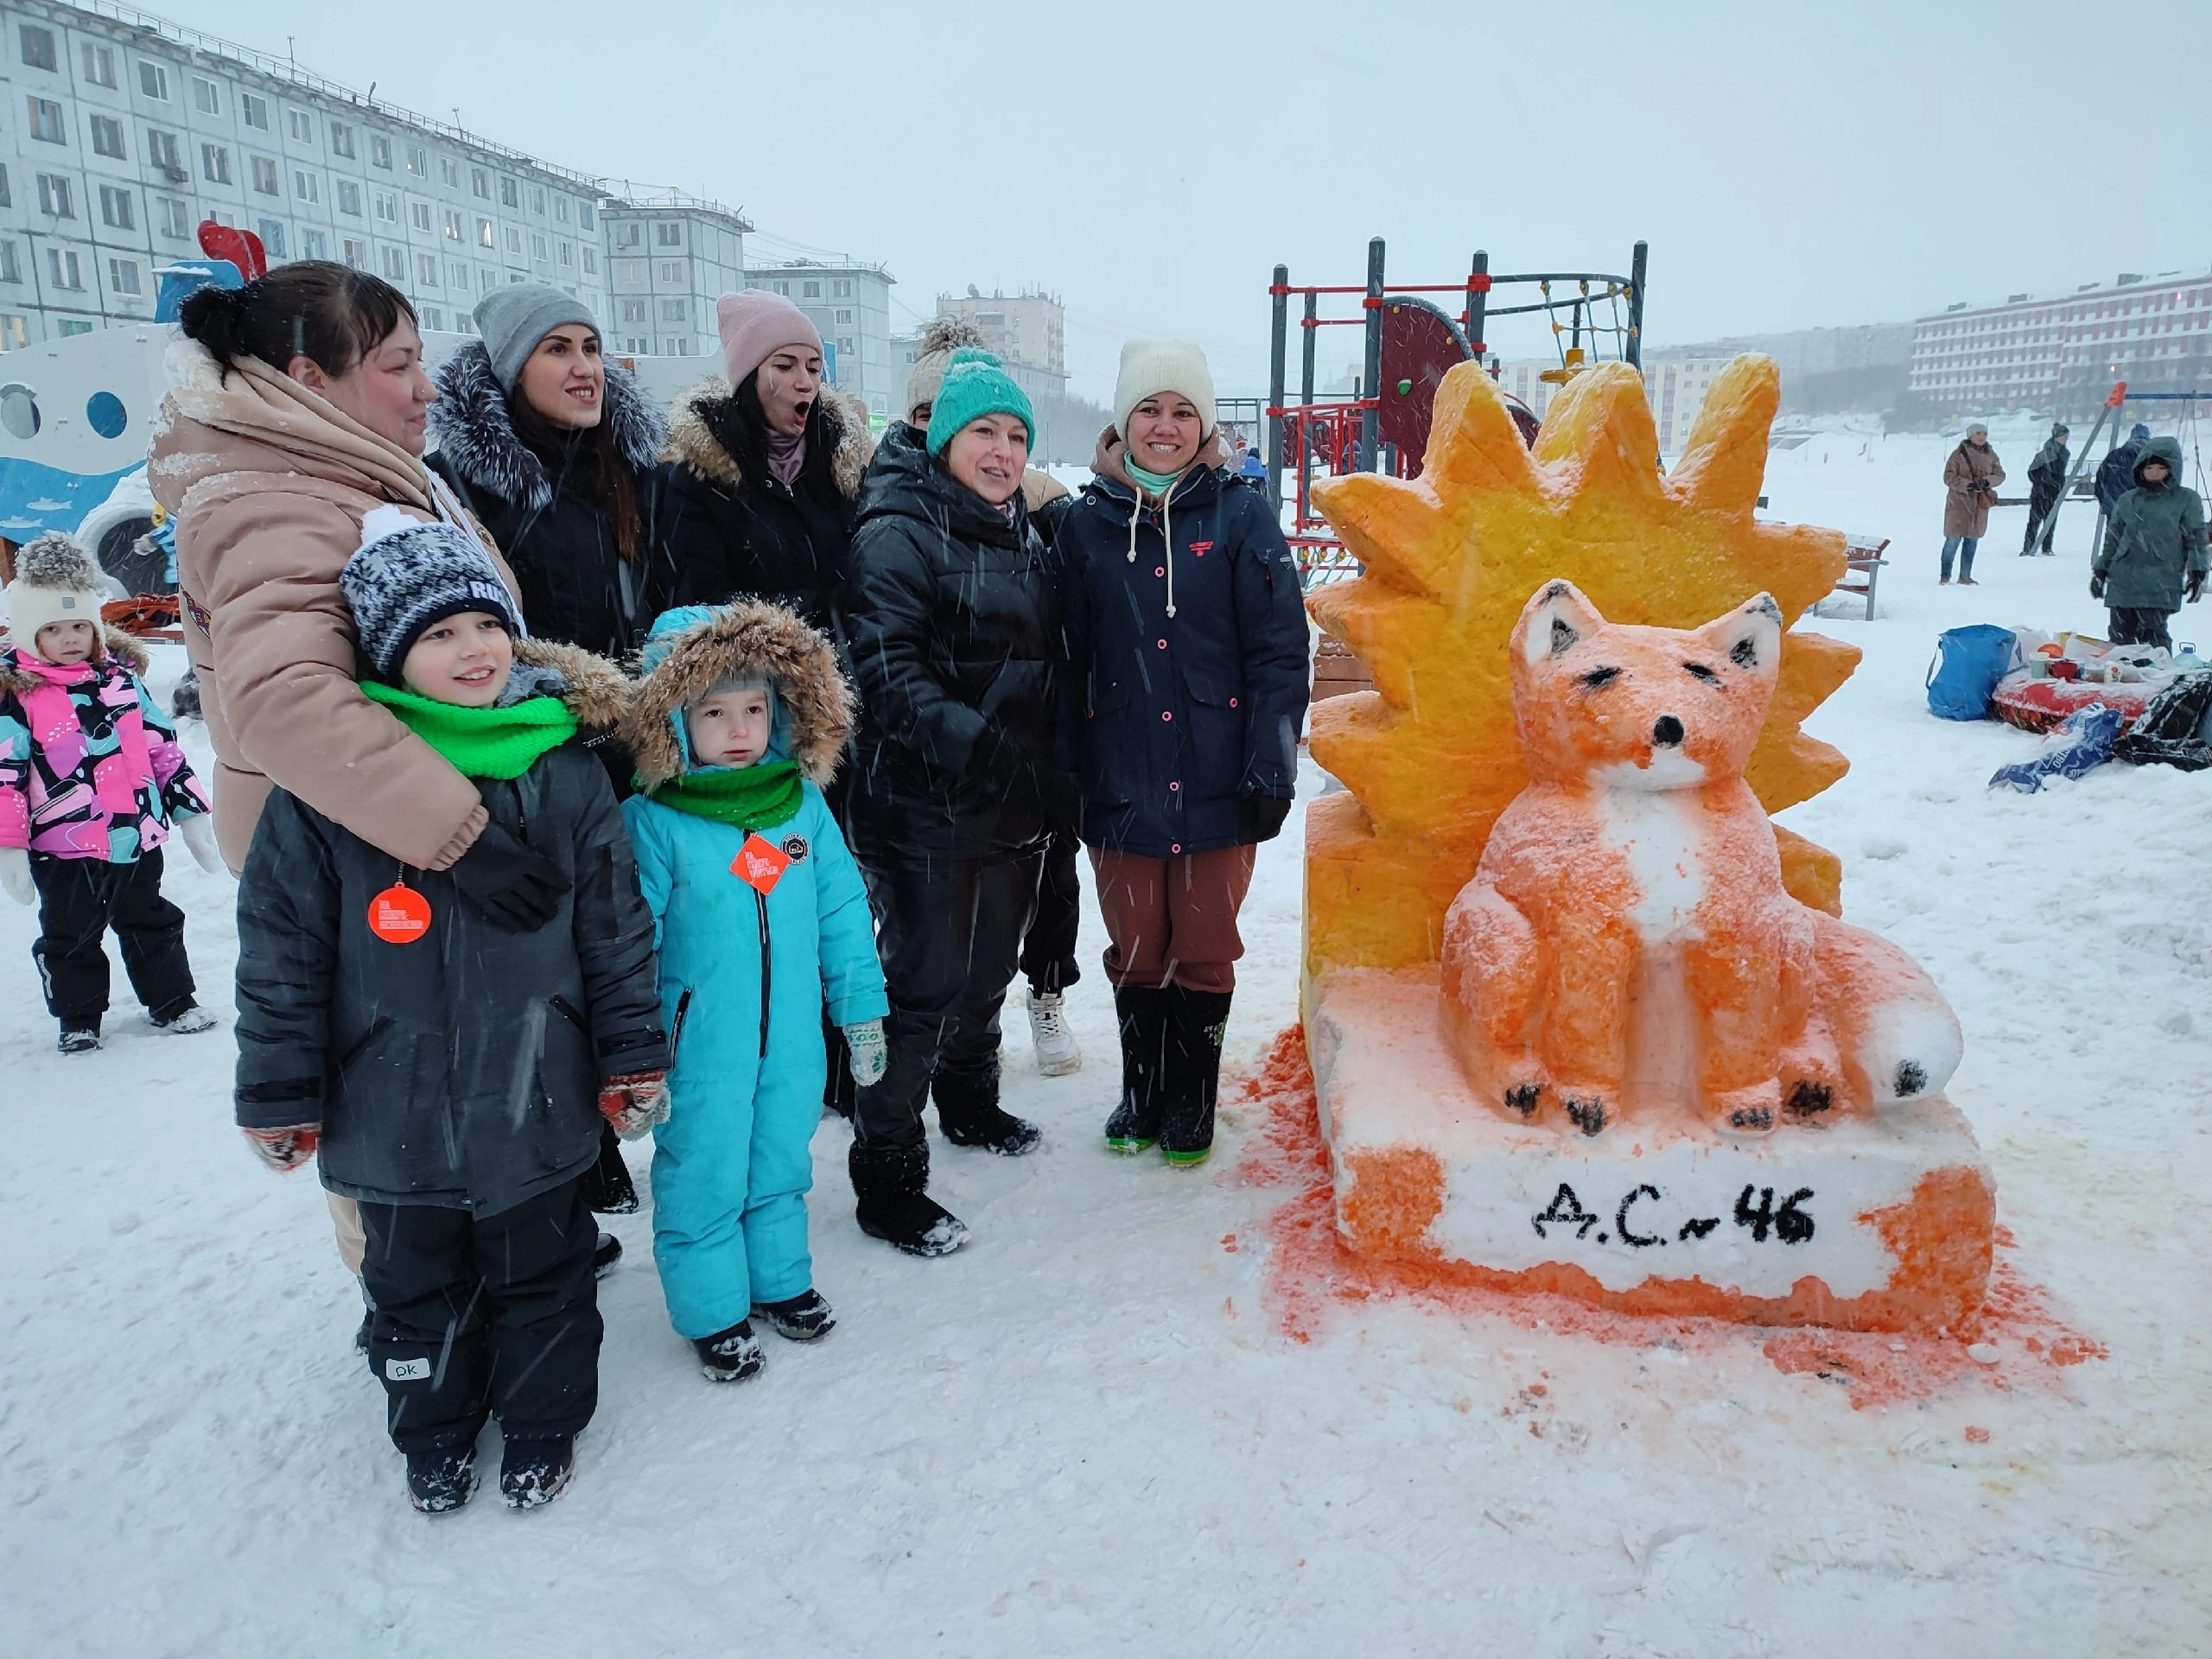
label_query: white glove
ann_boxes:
[845,1019,887,1088]
[178,812,226,875]
[0,846,31,907]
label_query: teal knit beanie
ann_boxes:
[925,348,1036,457]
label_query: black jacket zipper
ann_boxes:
[754,889,772,1058]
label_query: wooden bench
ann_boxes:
[1312,635,1373,702]
[1829,535,1890,620]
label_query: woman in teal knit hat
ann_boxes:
[836,348,1070,1255]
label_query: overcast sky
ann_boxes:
[162,0,2209,399]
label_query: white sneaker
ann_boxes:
[1027,989,1082,1077]
[156,1006,218,1035]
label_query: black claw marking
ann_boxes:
[1728,1106,1775,1131]
[1893,1059,1929,1097]
[1564,1096,1608,1136]
[1786,1080,1834,1116]
[1730,635,1760,669]
[1503,1082,1541,1117]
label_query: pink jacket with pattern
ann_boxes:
[0,632,207,861]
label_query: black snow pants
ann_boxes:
[1018,826,1084,996]
[2108,607,2177,650]
[2022,486,2062,554]
[357,1177,601,1457]
[29,849,194,1027]
[852,849,1045,1151]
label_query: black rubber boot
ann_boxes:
[1105,985,1173,1153]
[591,1230,622,1279]
[934,1066,1040,1156]
[753,1288,836,1342]
[1160,989,1233,1167]
[694,1319,766,1382]
[849,1141,970,1256]
[577,1122,639,1214]
[499,1435,575,1510]
[405,1446,479,1514]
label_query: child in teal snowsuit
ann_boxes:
[621,602,887,1382]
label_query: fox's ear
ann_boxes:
[1515,580,1607,667]
[1699,593,1783,676]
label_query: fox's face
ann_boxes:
[1507,580,1781,791]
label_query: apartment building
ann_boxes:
[745,258,893,415]
[1910,269,2212,415]
[0,0,613,348]
[604,194,748,362]
[933,287,1066,403]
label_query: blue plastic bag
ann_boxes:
[1927,625,2018,721]
[1988,702,2123,792]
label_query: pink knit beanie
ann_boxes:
[715,290,823,389]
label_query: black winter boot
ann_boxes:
[578,1122,639,1214]
[849,1141,970,1256]
[1105,985,1173,1153]
[1160,989,1233,1168]
[591,1230,623,1279]
[934,1067,1040,1157]
[499,1435,575,1510]
[694,1319,766,1382]
[753,1288,836,1342]
[405,1446,479,1514]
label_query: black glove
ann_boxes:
[449,818,570,932]
[1243,790,1293,842]
[2188,571,2206,604]
[2089,573,2107,601]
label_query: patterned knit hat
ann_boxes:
[339,505,519,681]
[4,531,108,658]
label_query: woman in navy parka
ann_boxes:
[1055,340,1309,1166]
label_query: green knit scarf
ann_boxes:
[361,681,577,779]
[645,760,804,830]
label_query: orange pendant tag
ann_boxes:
[367,882,434,944]
[732,833,791,895]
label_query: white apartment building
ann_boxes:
[0,0,609,349]
[603,194,747,363]
[934,288,1066,398]
[1910,269,2212,414]
[1638,354,1738,454]
[745,258,893,416]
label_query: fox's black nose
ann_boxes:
[1652,715,1684,747]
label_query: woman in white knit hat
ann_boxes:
[1053,339,1310,1166]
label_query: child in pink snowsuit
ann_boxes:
[1,531,223,1052]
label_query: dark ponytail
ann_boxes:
[177,260,416,384]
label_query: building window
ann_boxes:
[202,143,232,185]
[294,169,319,204]
[801,281,820,298]
[620,300,647,323]
[144,129,182,176]
[341,236,366,268]
[158,196,190,238]
[47,248,84,289]
[109,257,142,296]
[380,245,405,281]
[471,167,489,199]
[373,191,397,224]
[833,279,851,297]
[99,184,135,229]
[660,298,688,322]
[835,308,852,324]
[659,261,685,283]
[505,226,523,255]
[0,315,27,350]
[19,23,56,69]
[480,267,496,290]
[241,93,269,130]
[56,318,94,337]
[251,156,281,195]
[582,248,597,276]
[293,227,323,259]
[656,221,681,247]
[499,176,518,208]
[555,196,570,223]
[81,43,116,86]
[371,134,392,169]
[440,208,462,240]
[0,165,9,208]
[416,253,438,287]
[287,109,313,143]
[578,201,594,230]
[557,241,572,267]
[467,217,490,250]
[191,76,220,116]
[257,219,286,258]
[0,243,17,283]
[772,282,788,296]
[439,156,460,188]
[337,180,361,217]
[329,120,355,159]
[90,114,127,159]
[616,222,640,248]
[37,174,73,217]
[531,188,545,215]
[137,61,168,100]
[531,233,549,261]
[410,201,433,232]
[405,146,428,177]
[27,97,67,144]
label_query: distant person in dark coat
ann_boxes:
[2021,422,2069,556]
[2091,435,2207,649]
[2096,423,2153,517]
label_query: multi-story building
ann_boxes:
[1910,269,2212,416]
[934,287,1065,405]
[1636,354,1743,454]
[743,259,893,415]
[602,193,747,362]
[0,0,609,349]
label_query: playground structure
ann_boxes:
[1266,237,1648,582]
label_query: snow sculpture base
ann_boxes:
[1309,969,1995,1334]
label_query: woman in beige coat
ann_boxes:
[1940,423,2005,585]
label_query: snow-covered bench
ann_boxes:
[1828,536,1890,620]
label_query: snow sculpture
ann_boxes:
[1303,357,1995,1332]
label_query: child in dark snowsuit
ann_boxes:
[1,531,223,1051]
[620,602,887,1382]
[232,509,668,1514]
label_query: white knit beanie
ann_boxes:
[4,531,106,650]
[1114,339,1216,439]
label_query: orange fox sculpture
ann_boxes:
[1440,581,1962,1136]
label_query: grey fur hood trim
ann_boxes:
[427,339,666,513]
[0,623,147,686]
[621,601,854,791]
[511,636,632,731]
[664,381,875,503]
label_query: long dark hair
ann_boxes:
[709,366,830,488]
[510,383,645,564]
[176,261,414,383]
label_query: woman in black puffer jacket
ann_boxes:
[427,284,673,1217]
[837,350,1065,1257]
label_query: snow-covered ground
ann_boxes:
[3,427,2208,1656]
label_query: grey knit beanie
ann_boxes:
[340,505,519,681]
[474,284,599,395]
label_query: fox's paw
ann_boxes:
[1713,1080,1781,1135]
[1560,1093,1611,1137]
[1501,1079,1544,1119]
[1779,1036,1846,1120]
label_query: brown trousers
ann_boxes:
[1089,844,1258,995]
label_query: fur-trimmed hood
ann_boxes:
[0,624,148,690]
[621,601,854,791]
[507,636,631,730]
[427,340,667,514]
[665,381,874,503]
